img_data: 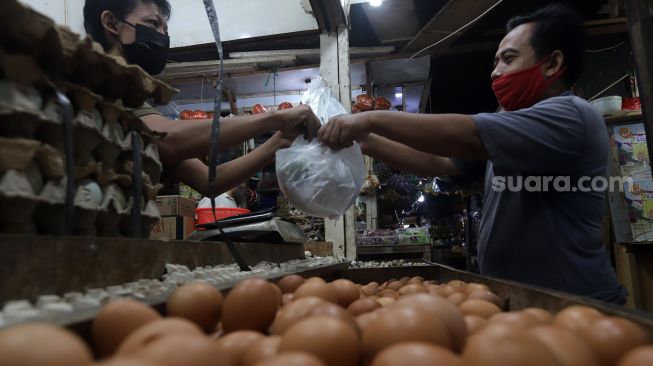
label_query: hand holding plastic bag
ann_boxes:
[275,78,365,218]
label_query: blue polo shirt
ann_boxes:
[454,91,626,303]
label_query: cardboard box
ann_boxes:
[156,195,196,217]
[150,216,196,240]
[396,227,431,245]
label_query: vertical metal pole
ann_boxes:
[625,0,653,161]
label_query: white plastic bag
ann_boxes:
[275,78,365,218]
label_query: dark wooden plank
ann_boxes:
[0,235,304,302]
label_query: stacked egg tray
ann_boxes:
[1,259,653,365]
[0,0,177,237]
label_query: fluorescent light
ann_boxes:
[395,92,403,99]
[370,0,383,7]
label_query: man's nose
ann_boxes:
[491,68,502,80]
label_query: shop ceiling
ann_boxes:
[165,0,624,83]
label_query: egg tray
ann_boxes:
[2,255,653,347]
[0,0,178,108]
[0,259,346,327]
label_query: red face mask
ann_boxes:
[492,59,566,111]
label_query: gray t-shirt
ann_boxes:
[454,91,626,303]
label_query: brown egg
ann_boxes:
[270,283,283,307]
[356,310,385,332]
[362,307,450,361]
[136,334,227,366]
[294,280,338,303]
[473,322,521,340]
[618,346,653,366]
[466,290,501,307]
[579,317,650,366]
[522,307,554,323]
[282,293,294,306]
[330,279,360,307]
[376,297,396,307]
[464,315,488,335]
[117,318,203,355]
[398,284,427,296]
[279,316,360,366]
[277,275,305,294]
[308,303,358,332]
[447,292,467,306]
[387,281,405,291]
[438,285,459,297]
[222,278,279,333]
[463,328,560,366]
[0,323,93,366]
[448,280,466,288]
[530,325,597,366]
[395,294,466,352]
[242,336,281,366]
[426,285,442,297]
[377,289,399,299]
[463,283,490,295]
[95,357,158,366]
[360,284,378,297]
[371,342,462,366]
[253,352,326,366]
[166,282,224,332]
[553,305,604,333]
[459,299,502,319]
[93,299,161,357]
[215,330,264,366]
[347,298,382,316]
[271,296,326,334]
[400,276,411,284]
[407,276,425,285]
[305,277,327,284]
[489,311,541,328]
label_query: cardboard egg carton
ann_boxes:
[0,0,178,107]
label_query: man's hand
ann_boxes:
[318,113,371,150]
[274,105,321,141]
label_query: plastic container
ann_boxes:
[622,97,641,111]
[195,207,251,225]
[590,96,623,116]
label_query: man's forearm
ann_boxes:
[144,112,285,165]
[366,111,488,160]
[174,133,287,195]
[361,134,461,177]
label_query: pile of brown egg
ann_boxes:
[0,275,652,366]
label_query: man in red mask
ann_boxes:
[318,4,626,303]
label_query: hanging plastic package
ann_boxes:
[275,78,365,218]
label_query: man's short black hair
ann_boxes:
[84,0,171,50]
[507,3,585,85]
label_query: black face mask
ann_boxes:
[121,20,170,75]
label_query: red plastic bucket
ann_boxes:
[195,207,251,225]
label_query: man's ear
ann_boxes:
[100,10,121,36]
[544,50,565,78]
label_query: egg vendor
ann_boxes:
[82,0,321,196]
[318,4,626,304]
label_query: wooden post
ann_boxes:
[320,21,357,259]
[625,0,653,161]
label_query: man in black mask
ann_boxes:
[83,0,320,196]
